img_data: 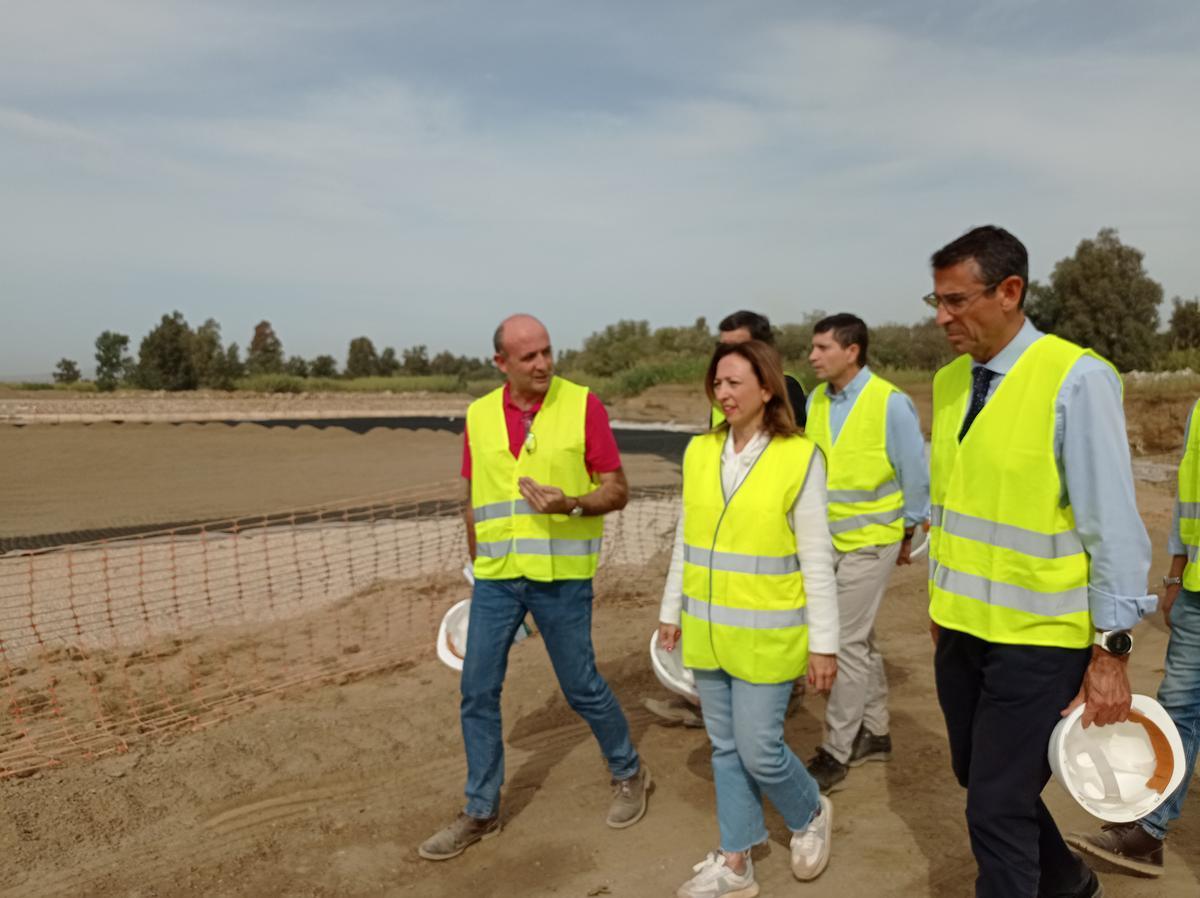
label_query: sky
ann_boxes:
[3,0,1199,376]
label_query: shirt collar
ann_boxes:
[503,381,545,413]
[974,318,1042,376]
[828,365,871,401]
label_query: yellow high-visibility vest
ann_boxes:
[681,430,815,683]
[928,334,1108,648]
[1177,399,1200,589]
[467,377,603,582]
[807,372,905,552]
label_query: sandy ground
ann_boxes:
[1,389,1198,897]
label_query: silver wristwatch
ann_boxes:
[1163,575,1183,587]
[568,498,584,518]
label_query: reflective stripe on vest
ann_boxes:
[927,335,1102,648]
[476,537,604,558]
[1178,399,1200,589]
[682,544,800,575]
[467,377,603,582]
[930,505,1084,559]
[683,594,807,629]
[680,430,815,684]
[806,373,906,552]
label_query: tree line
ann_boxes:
[54,318,496,391]
[559,228,1200,381]
[51,228,1200,392]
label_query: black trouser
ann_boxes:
[935,628,1093,898]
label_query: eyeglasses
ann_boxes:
[921,281,1001,316]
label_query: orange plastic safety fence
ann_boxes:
[0,483,680,778]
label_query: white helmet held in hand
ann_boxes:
[436,597,536,672]
[1049,693,1185,822]
[649,629,698,703]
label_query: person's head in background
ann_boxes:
[718,310,775,346]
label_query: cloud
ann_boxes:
[2,2,1199,372]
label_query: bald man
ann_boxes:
[420,315,649,862]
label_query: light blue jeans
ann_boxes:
[459,577,639,819]
[694,668,822,852]
[1140,587,1200,840]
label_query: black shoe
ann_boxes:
[847,727,892,767]
[805,748,848,794]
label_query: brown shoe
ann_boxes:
[1066,822,1163,878]
[607,765,651,829]
[418,812,501,861]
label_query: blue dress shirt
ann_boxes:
[805,366,931,529]
[969,319,1155,630]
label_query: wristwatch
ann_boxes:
[1094,629,1133,656]
[1163,575,1183,587]
[568,498,584,518]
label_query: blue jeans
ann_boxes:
[1141,587,1200,840]
[460,577,639,819]
[693,669,822,853]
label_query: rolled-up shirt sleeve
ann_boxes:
[885,392,931,528]
[1058,359,1156,630]
[1168,404,1195,557]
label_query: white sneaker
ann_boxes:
[791,794,833,881]
[675,851,760,898]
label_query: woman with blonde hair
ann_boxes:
[659,340,839,897]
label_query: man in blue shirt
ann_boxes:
[802,314,930,792]
[927,225,1155,898]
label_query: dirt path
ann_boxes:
[0,478,1196,897]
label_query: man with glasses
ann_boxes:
[925,226,1154,897]
[420,314,649,862]
[803,313,929,793]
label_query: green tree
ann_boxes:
[345,337,380,378]
[247,321,284,375]
[53,358,81,384]
[135,311,199,390]
[310,354,338,378]
[653,317,713,356]
[378,347,401,376]
[401,344,431,375]
[284,355,310,377]
[429,350,461,376]
[1168,297,1200,349]
[1023,281,1062,334]
[208,343,244,390]
[1033,228,1162,371]
[575,320,654,376]
[191,318,226,388]
[94,331,132,392]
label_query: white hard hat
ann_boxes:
[1049,693,1185,822]
[436,597,537,672]
[436,599,472,671]
[649,630,699,703]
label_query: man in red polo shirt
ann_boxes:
[420,314,649,862]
